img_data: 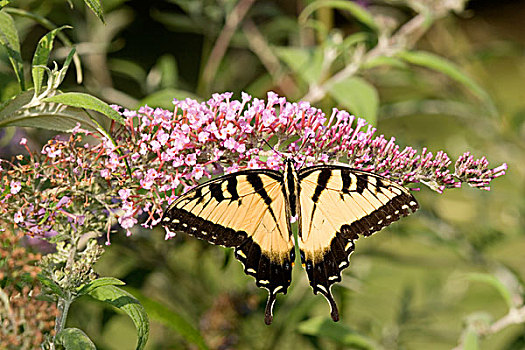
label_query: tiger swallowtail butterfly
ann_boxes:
[162,159,418,324]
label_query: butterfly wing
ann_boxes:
[298,166,419,321]
[162,170,295,324]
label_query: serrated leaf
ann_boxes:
[76,277,126,297]
[0,91,105,132]
[297,317,377,349]
[83,0,105,23]
[467,273,515,309]
[37,273,65,298]
[329,76,378,124]
[275,46,323,84]
[89,285,149,350]
[32,26,71,95]
[56,328,96,350]
[300,0,378,31]
[396,50,496,114]
[128,287,208,350]
[43,92,125,124]
[0,10,25,90]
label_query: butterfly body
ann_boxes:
[163,159,418,324]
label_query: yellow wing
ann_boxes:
[298,166,419,321]
[162,170,295,324]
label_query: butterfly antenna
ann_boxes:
[262,138,284,159]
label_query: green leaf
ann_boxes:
[275,46,324,84]
[328,76,379,124]
[396,50,496,114]
[109,58,147,87]
[89,285,149,350]
[56,328,96,350]
[37,273,65,299]
[297,317,377,349]
[467,273,515,309]
[32,26,71,95]
[0,10,25,90]
[300,0,378,31]
[0,90,106,132]
[43,92,125,124]
[56,48,77,87]
[83,0,105,23]
[140,88,200,110]
[0,1,11,9]
[128,287,208,350]
[76,277,126,297]
[362,56,407,70]
[153,54,178,89]
[462,329,480,350]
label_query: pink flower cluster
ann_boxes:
[0,91,507,244]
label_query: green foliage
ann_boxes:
[297,317,378,349]
[43,92,125,124]
[328,76,379,124]
[32,26,71,95]
[0,10,24,90]
[396,50,496,115]
[88,285,149,350]
[56,328,97,350]
[299,0,379,31]
[0,0,523,349]
[129,287,209,350]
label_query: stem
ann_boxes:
[52,295,72,349]
[198,0,255,95]
[301,8,440,103]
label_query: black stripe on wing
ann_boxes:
[298,165,419,321]
[162,169,294,325]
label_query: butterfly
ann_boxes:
[162,158,418,324]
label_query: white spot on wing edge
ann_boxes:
[247,268,256,274]
[317,284,328,293]
[328,276,338,281]
[259,280,270,285]
[237,250,247,259]
[410,201,417,206]
[339,261,348,268]
[274,286,283,293]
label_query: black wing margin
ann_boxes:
[298,166,419,321]
[162,170,295,324]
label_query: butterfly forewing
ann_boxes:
[298,166,419,321]
[163,170,295,324]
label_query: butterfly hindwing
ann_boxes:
[298,166,419,320]
[163,170,295,324]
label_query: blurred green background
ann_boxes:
[1,0,524,349]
